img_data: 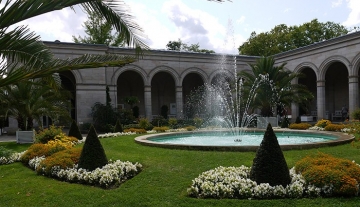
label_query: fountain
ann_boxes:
[134,20,354,151]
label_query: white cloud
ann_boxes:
[161,0,240,54]
[13,6,86,42]
[236,16,246,24]
[283,8,292,13]
[343,0,360,27]
[332,0,343,8]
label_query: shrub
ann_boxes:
[185,126,196,131]
[153,126,169,132]
[21,144,52,164]
[78,125,108,171]
[295,152,360,196]
[315,119,331,128]
[280,117,289,128]
[351,108,360,120]
[168,118,178,129]
[250,123,291,187]
[113,119,123,133]
[295,116,301,124]
[193,117,203,128]
[123,128,147,134]
[288,123,312,130]
[0,146,14,158]
[68,120,83,140]
[324,123,346,131]
[138,118,153,130]
[132,106,139,118]
[151,116,167,127]
[37,147,82,176]
[35,125,64,144]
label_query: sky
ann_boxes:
[12,0,360,54]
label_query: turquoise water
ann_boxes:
[150,132,336,146]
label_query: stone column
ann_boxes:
[349,75,359,115]
[291,103,298,122]
[317,80,326,120]
[176,86,183,119]
[144,86,152,119]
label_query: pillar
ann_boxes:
[317,80,326,120]
[144,86,152,119]
[349,75,359,115]
[176,86,183,119]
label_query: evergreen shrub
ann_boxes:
[68,120,83,140]
[250,123,291,187]
[113,119,123,133]
[78,125,108,171]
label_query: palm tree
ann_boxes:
[239,57,313,117]
[0,0,149,88]
[0,77,72,130]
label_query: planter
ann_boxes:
[16,130,35,144]
[257,117,278,129]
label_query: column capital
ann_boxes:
[316,80,325,87]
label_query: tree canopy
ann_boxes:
[166,39,215,53]
[238,19,349,56]
[73,9,126,46]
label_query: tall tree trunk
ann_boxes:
[17,115,25,130]
[27,116,33,130]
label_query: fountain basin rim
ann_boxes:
[134,129,354,152]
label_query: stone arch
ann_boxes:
[70,70,83,84]
[209,69,234,84]
[351,52,360,76]
[117,70,145,118]
[59,71,77,122]
[293,62,319,79]
[148,65,180,86]
[180,67,208,84]
[111,64,147,86]
[319,55,350,80]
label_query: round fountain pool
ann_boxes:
[135,130,354,151]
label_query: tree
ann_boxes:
[0,0,148,89]
[250,123,291,187]
[239,57,313,117]
[166,39,215,53]
[239,19,349,56]
[73,9,125,46]
[0,77,72,130]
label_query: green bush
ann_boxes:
[161,105,168,119]
[151,116,167,127]
[138,118,153,130]
[78,125,108,171]
[250,123,291,187]
[295,116,301,124]
[113,119,123,133]
[35,125,64,144]
[68,120,83,140]
[193,117,203,128]
[280,117,289,128]
[168,118,178,129]
[351,108,360,120]
[0,146,14,158]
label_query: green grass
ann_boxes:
[1,135,360,206]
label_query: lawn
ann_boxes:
[1,134,360,207]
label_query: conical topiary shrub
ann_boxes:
[78,125,108,171]
[68,119,83,140]
[113,119,123,133]
[250,123,291,187]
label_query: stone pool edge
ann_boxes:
[134,129,354,152]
